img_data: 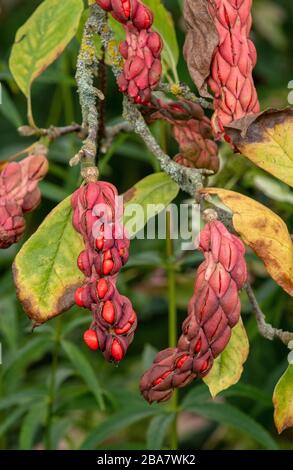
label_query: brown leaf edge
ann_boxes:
[12,261,83,327]
[183,0,218,98]
[224,107,293,141]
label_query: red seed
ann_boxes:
[102,300,115,324]
[162,371,171,379]
[103,259,114,275]
[74,287,84,307]
[200,360,209,373]
[194,338,202,353]
[153,377,163,386]
[96,236,104,250]
[97,278,108,298]
[176,355,189,369]
[104,249,112,261]
[83,329,99,351]
[77,252,85,272]
[115,322,131,335]
[111,339,124,362]
[119,248,125,257]
[129,311,136,324]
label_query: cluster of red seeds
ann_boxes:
[140,220,247,403]
[71,181,137,363]
[96,0,162,104]
[0,154,48,248]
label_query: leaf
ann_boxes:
[19,403,46,449]
[253,175,293,205]
[202,188,293,296]
[144,0,179,78]
[13,196,84,325]
[183,0,218,98]
[184,401,278,450]
[0,408,27,438]
[146,413,175,450]
[0,85,22,127]
[273,365,293,434]
[61,340,105,411]
[204,319,249,397]
[124,172,179,237]
[80,406,158,449]
[9,0,84,97]
[225,109,293,187]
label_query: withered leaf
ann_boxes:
[183,0,218,98]
[225,108,293,187]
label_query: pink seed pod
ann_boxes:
[207,0,260,136]
[140,220,247,403]
[144,97,220,173]
[96,0,162,104]
[0,154,48,249]
[71,181,137,364]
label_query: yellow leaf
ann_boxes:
[225,108,293,187]
[204,319,249,397]
[273,365,293,434]
[202,188,293,296]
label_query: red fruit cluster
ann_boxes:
[140,220,247,403]
[145,98,219,173]
[207,0,260,135]
[71,181,137,363]
[96,0,162,104]
[0,154,48,248]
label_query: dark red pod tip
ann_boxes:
[83,329,99,351]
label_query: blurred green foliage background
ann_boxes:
[0,0,292,450]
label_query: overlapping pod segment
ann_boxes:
[145,98,220,173]
[71,181,137,363]
[207,0,260,135]
[96,0,162,104]
[0,154,48,248]
[140,220,247,403]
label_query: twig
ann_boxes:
[123,97,212,195]
[18,123,87,140]
[157,82,213,110]
[101,121,132,153]
[73,3,104,180]
[245,283,293,346]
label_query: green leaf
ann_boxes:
[0,408,27,438]
[146,413,174,450]
[9,0,84,97]
[143,0,179,79]
[253,175,293,205]
[19,403,46,450]
[0,85,22,127]
[61,340,105,411]
[13,196,84,325]
[273,365,293,434]
[80,406,158,449]
[184,401,278,450]
[124,172,179,237]
[3,336,51,375]
[204,319,249,397]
